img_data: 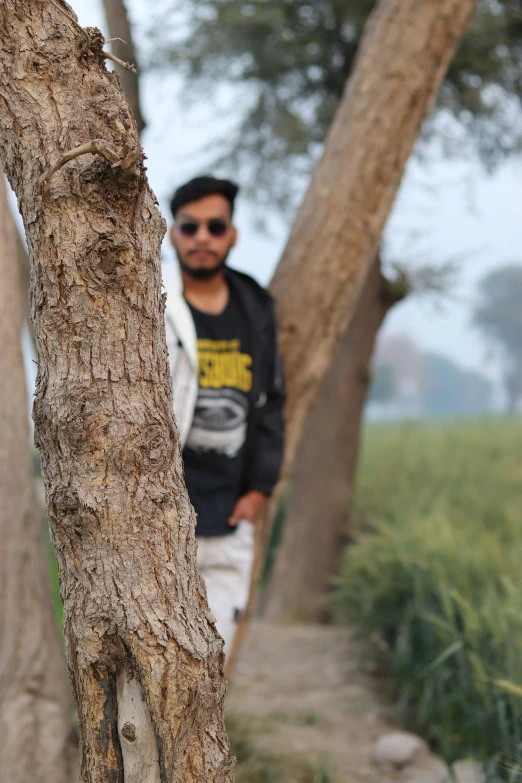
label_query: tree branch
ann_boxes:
[39,139,141,184]
[39,139,119,183]
[103,49,137,73]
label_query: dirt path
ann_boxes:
[227,621,448,783]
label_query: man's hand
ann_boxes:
[228,490,267,528]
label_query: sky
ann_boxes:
[22,0,522,397]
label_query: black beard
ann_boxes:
[177,252,229,281]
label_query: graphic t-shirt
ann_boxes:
[182,289,253,536]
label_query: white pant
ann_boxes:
[196,521,255,653]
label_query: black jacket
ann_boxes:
[225,268,285,496]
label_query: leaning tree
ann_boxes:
[0,170,76,783]
[472,265,522,413]
[226,0,479,668]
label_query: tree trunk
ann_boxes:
[101,0,145,135]
[0,5,232,782]
[0,174,74,782]
[264,256,405,622]
[227,0,478,672]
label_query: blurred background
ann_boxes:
[21,0,521,421]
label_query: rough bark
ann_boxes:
[264,256,405,622]
[227,0,478,672]
[101,0,145,135]
[0,174,74,783]
[0,4,232,782]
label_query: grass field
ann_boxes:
[333,417,522,778]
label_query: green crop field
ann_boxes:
[334,417,522,778]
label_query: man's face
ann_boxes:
[169,194,238,277]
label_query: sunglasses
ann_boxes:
[177,218,230,238]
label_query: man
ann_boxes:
[165,175,285,652]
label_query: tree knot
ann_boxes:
[121,722,136,742]
[84,27,105,57]
[121,424,175,474]
[50,487,97,535]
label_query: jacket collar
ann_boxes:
[225,267,274,335]
[163,262,198,369]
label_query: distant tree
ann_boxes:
[374,333,425,402]
[369,363,395,404]
[462,369,494,414]
[101,0,145,134]
[422,352,493,416]
[0,171,74,783]
[472,265,522,412]
[153,0,522,209]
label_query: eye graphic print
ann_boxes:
[186,389,248,457]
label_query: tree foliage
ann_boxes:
[422,352,493,416]
[151,0,522,208]
[472,264,522,410]
[370,347,493,415]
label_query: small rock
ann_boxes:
[403,755,449,783]
[372,731,428,769]
[447,760,485,783]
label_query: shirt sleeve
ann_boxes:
[245,309,286,496]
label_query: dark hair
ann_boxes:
[170,175,240,218]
